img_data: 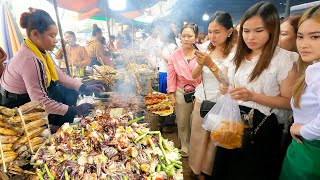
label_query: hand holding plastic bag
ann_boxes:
[202,92,244,149]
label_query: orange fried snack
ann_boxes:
[210,120,244,149]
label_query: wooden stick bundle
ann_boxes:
[0,140,6,173]
[92,65,111,86]
[18,108,34,154]
[98,57,106,66]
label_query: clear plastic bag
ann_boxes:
[202,93,244,149]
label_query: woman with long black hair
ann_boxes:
[189,11,237,179]
[213,2,298,179]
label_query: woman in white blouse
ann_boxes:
[157,26,178,94]
[280,6,320,180]
[213,2,298,180]
[189,11,237,179]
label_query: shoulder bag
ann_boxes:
[200,75,216,118]
[183,84,195,103]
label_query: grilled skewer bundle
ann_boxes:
[0,101,50,176]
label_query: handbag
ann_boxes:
[240,107,270,148]
[200,100,216,118]
[200,74,216,118]
[183,84,195,103]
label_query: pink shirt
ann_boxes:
[0,43,82,115]
[167,47,201,93]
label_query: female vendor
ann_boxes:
[0,8,103,126]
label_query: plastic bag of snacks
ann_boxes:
[202,93,244,149]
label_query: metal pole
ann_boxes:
[132,22,134,47]
[52,0,70,75]
[284,0,291,18]
[103,2,113,59]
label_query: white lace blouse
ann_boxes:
[226,47,299,123]
[194,47,236,102]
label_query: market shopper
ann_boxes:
[212,2,298,180]
[0,8,103,127]
[167,23,201,157]
[140,24,162,69]
[158,26,178,94]
[55,31,90,76]
[0,47,7,77]
[189,11,237,179]
[280,6,320,180]
[278,13,302,166]
[279,14,302,52]
[86,24,106,66]
[100,36,113,66]
[197,32,206,44]
[108,35,116,52]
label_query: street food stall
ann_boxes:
[0,45,178,179]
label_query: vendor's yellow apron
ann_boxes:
[280,138,320,180]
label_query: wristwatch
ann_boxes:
[209,64,217,72]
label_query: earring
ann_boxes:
[228,35,230,37]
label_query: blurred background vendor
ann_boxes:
[55,31,90,77]
[86,24,106,66]
[0,8,103,127]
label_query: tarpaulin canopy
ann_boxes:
[0,2,23,61]
[48,0,160,20]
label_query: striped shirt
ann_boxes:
[0,43,82,115]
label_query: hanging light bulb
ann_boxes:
[203,12,209,21]
[108,0,126,10]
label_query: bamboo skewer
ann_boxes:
[131,71,142,94]
[99,57,106,66]
[147,78,153,95]
[92,65,110,85]
[92,65,108,81]
[18,108,34,154]
[0,140,6,173]
[45,116,52,139]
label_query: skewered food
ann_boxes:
[0,107,15,117]
[0,120,6,127]
[95,65,117,74]
[12,127,45,150]
[0,136,19,144]
[145,93,174,116]
[18,101,45,114]
[148,105,171,112]
[0,101,49,177]
[8,112,48,124]
[0,127,19,136]
[0,151,18,163]
[1,144,13,152]
[24,119,47,132]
